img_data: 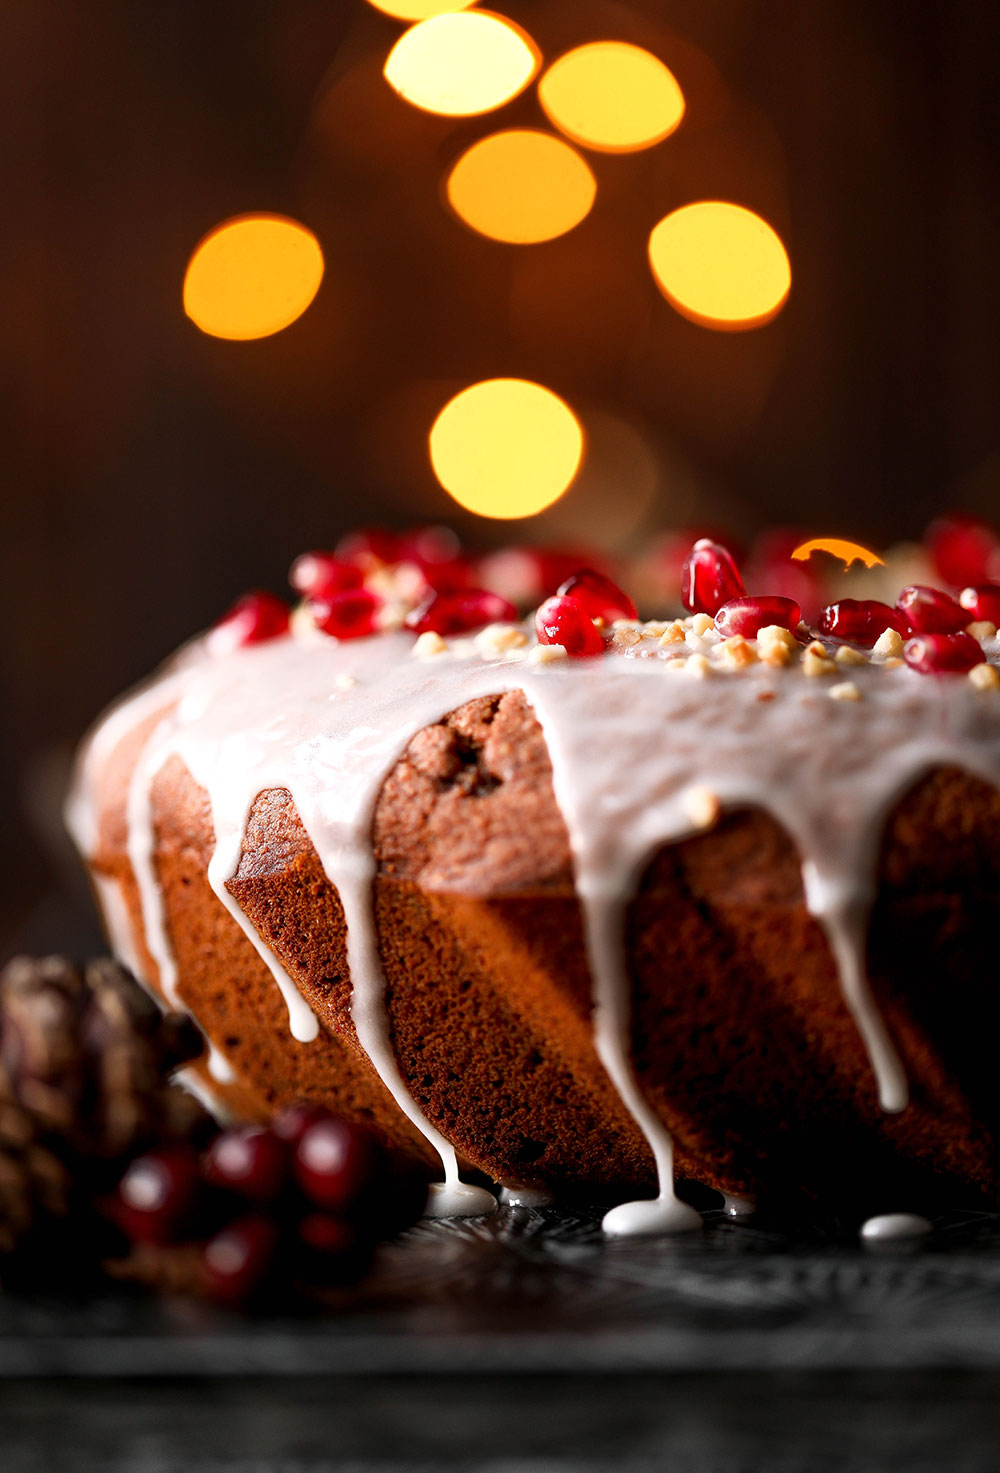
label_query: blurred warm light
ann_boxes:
[792,537,884,570]
[183,215,324,341]
[446,129,596,243]
[430,379,583,519]
[648,201,791,329]
[367,0,477,18]
[538,42,685,153]
[383,12,539,117]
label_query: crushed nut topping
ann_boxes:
[834,645,868,667]
[475,624,528,656]
[683,785,721,830]
[871,628,904,659]
[803,650,838,678]
[528,642,567,664]
[969,663,1000,691]
[412,630,448,658]
[967,620,997,643]
[829,681,862,702]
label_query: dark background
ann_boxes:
[2,0,999,947]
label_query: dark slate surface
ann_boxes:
[2,1205,1000,1471]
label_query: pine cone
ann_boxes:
[0,955,209,1273]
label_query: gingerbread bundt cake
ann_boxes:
[65,535,1000,1234]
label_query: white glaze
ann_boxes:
[66,622,1000,1234]
[860,1212,933,1242]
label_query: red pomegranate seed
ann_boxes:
[681,539,746,615]
[405,588,517,637]
[557,567,638,623]
[116,1145,201,1244]
[203,1213,280,1305]
[896,584,967,635]
[817,599,908,645]
[289,552,364,601]
[334,527,404,567]
[309,588,382,640]
[294,1118,382,1211]
[959,583,1000,624]
[926,514,1000,587]
[714,595,801,639]
[209,591,290,653]
[534,596,604,657]
[904,631,984,674]
[203,1127,289,1203]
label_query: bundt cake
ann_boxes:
[65,531,1000,1234]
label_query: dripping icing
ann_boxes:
[66,627,1000,1234]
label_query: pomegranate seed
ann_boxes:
[209,591,290,653]
[896,585,967,635]
[557,567,638,623]
[334,527,404,567]
[309,588,382,640]
[904,631,984,674]
[818,599,909,645]
[534,596,604,657]
[681,539,746,615]
[116,1145,201,1244]
[294,1118,382,1211]
[405,588,517,637]
[203,1127,289,1203]
[959,583,1000,624]
[297,1213,374,1287]
[714,595,801,639]
[926,514,1000,587]
[289,552,364,601]
[203,1213,280,1305]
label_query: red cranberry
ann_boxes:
[116,1145,201,1244]
[926,514,1000,587]
[203,1127,289,1203]
[289,552,364,601]
[272,1103,333,1145]
[203,1214,280,1305]
[405,588,517,636]
[714,595,801,639]
[896,584,967,635]
[959,583,1000,624]
[309,588,382,640]
[817,599,908,646]
[334,528,404,567]
[903,631,984,674]
[534,596,604,657]
[556,568,638,624]
[297,1213,375,1287]
[209,591,290,653]
[680,539,745,616]
[294,1118,382,1211]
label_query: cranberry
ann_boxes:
[926,514,1000,587]
[203,1214,280,1305]
[272,1103,333,1145]
[334,527,404,567]
[556,568,637,624]
[680,539,745,616]
[959,583,1000,624]
[904,631,984,674]
[289,552,364,601]
[209,591,290,653]
[405,588,517,637]
[116,1145,201,1244]
[309,588,382,640]
[296,1213,375,1287]
[714,595,801,638]
[896,584,967,635]
[534,596,604,657]
[294,1118,382,1211]
[203,1127,289,1203]
[817,599,908,646]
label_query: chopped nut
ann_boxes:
[528,642,567,664]
[718,635,759,669]
[829,681,862,702]
[610,618,641,632]
[757,625,797,667]
[683,785,720,830]
[609,626,642,648]
[334,672,357,690]
[969,662,1000,691]
[834,644,868,667]
[872,628,904,659]
[967,620,997,643]
[803,650,837,678]
[475,623,528,656]
[685,653,712,678]
[658,620,687,647]
[882,655,904,669]
[805,639,828,659]
[691,613,715,637]
[413,630,448,658]
[643,621,671,637]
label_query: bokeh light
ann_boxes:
[183,215,324,341]
[446,129,596,243]
[538,42,685,153]
[648,201,791,329]
[366,0,478,19]
[383,12,539,117]
[791,538,884,570]
[430,379,583,519]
